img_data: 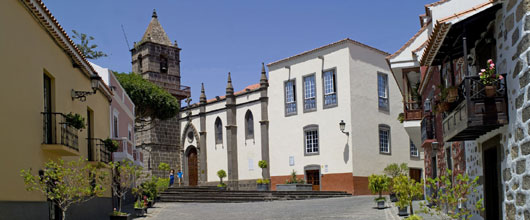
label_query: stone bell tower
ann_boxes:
[131,9,190,177]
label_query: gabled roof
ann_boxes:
[267,38,389,67]
[386,21,430,60]
[140,10,173,46]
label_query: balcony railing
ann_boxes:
[442,75,509,142]
[404,101,423,121]
[421,113,435,143]
[87,138,112,163]
[42,112,79,151]
[147,73,191,99]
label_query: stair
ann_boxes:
[159,186,351,203]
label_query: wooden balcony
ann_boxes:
[442,75,508,142]
[404,101,423,121]
[87,138,112,163]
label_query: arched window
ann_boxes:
[137,54,143,71]
[215,117,223,144]
[245,110,254,139]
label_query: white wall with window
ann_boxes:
[303,75,316,112]
[378,125,391,154]
[284,80,297,115]
[323,69,337,107]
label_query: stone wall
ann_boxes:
[496,0,530,219]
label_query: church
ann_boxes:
[135,11,424,194]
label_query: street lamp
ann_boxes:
[339,120,349,136]
[71,75,102,102]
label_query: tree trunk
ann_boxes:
[118,197,122,213]
[62,210,66,220]
[379,191,382,199]
[409,201,414,215]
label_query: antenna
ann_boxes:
[121,24,131,50]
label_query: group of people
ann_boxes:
[169,169,183,186]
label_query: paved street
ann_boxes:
[143,196,401,220]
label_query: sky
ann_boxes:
[43,0,435,105]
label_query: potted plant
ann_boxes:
[217,169,227,190]
[446,86,459,103]
[65,112,86,130]
[276,170,312,191]
[393,175,423,217]
[368,174,389,209]
[384,163,408,202]
[256,160,270,191]
[109,161,142,220]
[102,138,119,153]
[397,113,405,123]
[133,199,147,217]
[479,59,502,97]
[256,178,270,191]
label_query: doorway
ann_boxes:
[187,147,198,186]
[483,136,502,219]
[305,170,320,191]
[409,168,422,183]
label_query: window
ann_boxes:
[138,54,143,71]
[323,70,337,107]
[379,125,390,154]
[378,73,389,110]
[215,117,223,144]
[245,110,254,139]
[160,55,168,73]
[284,80,297,115]
[446,146,452,170]
[113,114,118,138]
[43,74,53,143]
[303,75,316,111]
[128,124,133,141]
[304,125,319,155]
[410,139,419,157]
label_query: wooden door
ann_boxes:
[187,148,198,186]
[305,170,320,191]
[409,168,422,183]
[483,136,502,220]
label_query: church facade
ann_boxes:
[179,39,425,194]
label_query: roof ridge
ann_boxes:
[386,21,431,60]
[267,38,389,67]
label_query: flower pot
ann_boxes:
[257,183,270,191]
[134,208,145,217]
[447,87,459,102]
[376,200,385,209]
[485,85,496,97]
[437,102,450,113]
[389,193,398,202]
[109,214,131,220]
[398,207,408,216]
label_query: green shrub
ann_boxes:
[141,177,158,201]
[285,170,305,184]
[158,162,170,172]
[368,174,389,199]
[102,138,119,152]
[405,215,423,220]
[134,199,145,209]
[393,175,423,215]
[256,178,270,184]
[65,113,86,129]
[217,169,227,185]
[258,160,268,169]
[217,183,227,188]
[156,177,169,192]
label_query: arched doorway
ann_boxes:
[187,147,198,186]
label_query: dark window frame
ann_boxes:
[322,67,338,108]
[245,110,254,140]
[214,117,223,145]
[284,79,297,116]
[302,73,317,113]
[378,72,389,111]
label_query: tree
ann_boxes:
[20,158,108,220]
[114,72,179,132]
[109,160,142,215]
[368,174,390,199]
[217,169,227,187]
[393,175,423,215]
[71,30,107,60]
[419,169,484,220]
[384,163,409,178]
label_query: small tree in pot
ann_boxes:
[109,161,142,219]
[384,163,408,202]
[256,160,269,191]
[393,175,423,216]
[368,174,389,209]
[217,169,227,189]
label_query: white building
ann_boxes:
[180,39,424,194]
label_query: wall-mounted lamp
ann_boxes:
[339,120,349,136]
[424,98,431,112]
[71,75,101,102]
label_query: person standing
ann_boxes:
[169,169,175,186]
[177,170,183,186]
